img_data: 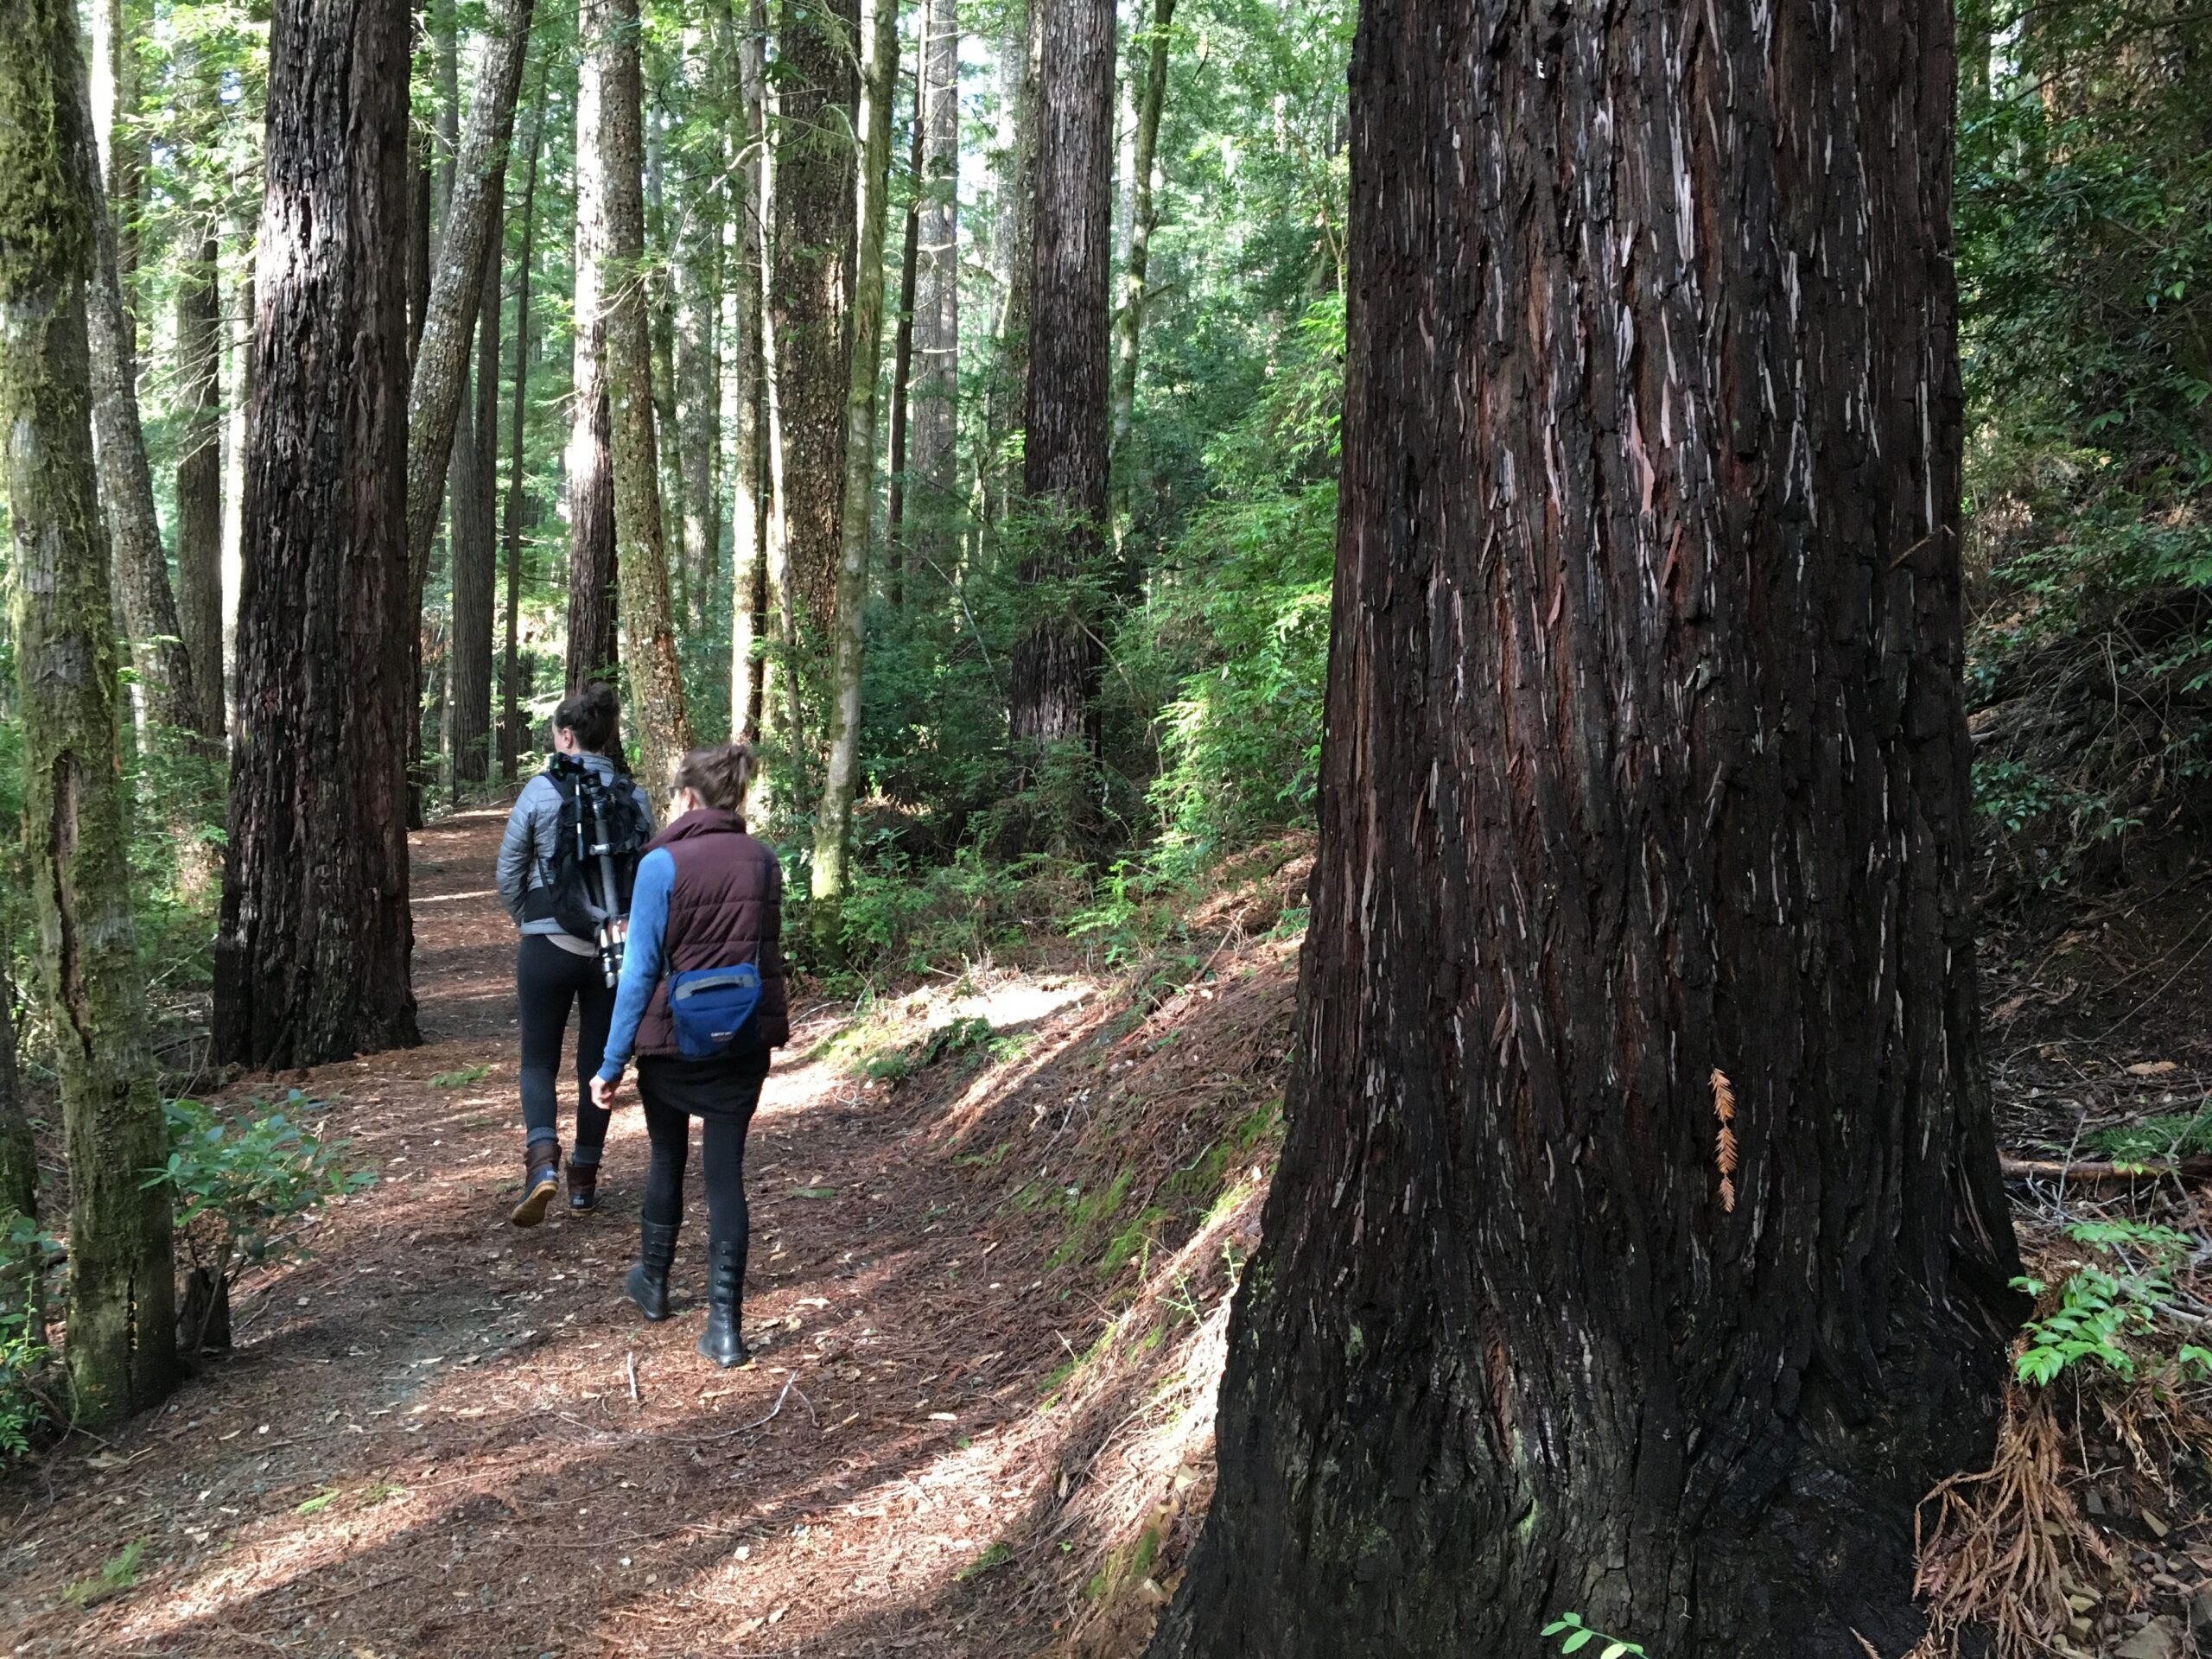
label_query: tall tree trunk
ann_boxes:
[982,0,1040,531]
[1008,0,1114,785]
[74,70,204,741]
[675,86,723,635]
[598,0,694,791]
[404,0,537,585]
[883,94,923,602]
[87,0,144,334]
[220,192,256,727]
[645,108,687,624]
[175,231,227,741]
[771,0,860,626]
[567,0,620,693]
[1107,0,1172,532]
[728,0,769,742]
[449,197,503,786]
[503,63,550,781]
[217,0,419,1070]
[0,0,178,1420]
[1146,3,2021,1655]
[813,0,898,939]
[909,0,960,550]
[410,132,432,359]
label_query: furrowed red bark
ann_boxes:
[217,0,419,1070]
[0,0,179,1421]
[1008,0,1115,780]
[1146,3,2020,1656]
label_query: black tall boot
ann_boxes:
[625,1219,680,1321]
[511,1138,560,1227]
[696,1236,750,1369]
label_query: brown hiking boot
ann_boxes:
[567,1161,600,1216]
[511,1141,560,1227]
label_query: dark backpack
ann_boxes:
[526,755,651,942]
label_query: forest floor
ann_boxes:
[0,803,1295,1658]
[3,806,2210,1658]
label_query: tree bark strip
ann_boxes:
[728,0,769,742]
[567,0,620,693]
[175,230,226,740]
[674,71,723,637]
[1107,0,1173,532]
[404,0,537,586]
[72,68,204,741]
[0,0,178,1420]
[907,0,958,552]
[770,0,860,626]
[217,0,419,1070]
[982,0,1040,531]
[449,188,503,786]
[1147,2,2019,1652]
[883,92,923,601]
[813,0,899,936]
[502,60,550,781]
[1008,0,1115,782]
[598,0,693,791]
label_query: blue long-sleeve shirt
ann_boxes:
[598,847,675,1081]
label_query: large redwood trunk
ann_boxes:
[1146,3,2021,1656]
[217,0,418,1069]
[1008,0,1114,773]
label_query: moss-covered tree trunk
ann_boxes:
[1107,0,1172,537]
[216,0,419,1070]
[597,0,693,791]
[0,966,36,1335]
[0,0,179,1421]
[770,0,859,626]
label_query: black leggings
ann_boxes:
[516,934,613,1165]
[637,1061,764,1249]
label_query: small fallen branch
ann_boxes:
[1999,1154,2212,1182]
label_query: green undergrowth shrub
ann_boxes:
[2089,1101,2212,1165]
[2012,1218,2212,1388]
[0,1211,53,1459]
[150,1092,374,1354]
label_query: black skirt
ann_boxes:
[635,1052,770,1122]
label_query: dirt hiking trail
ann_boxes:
[2,805,1127,1658]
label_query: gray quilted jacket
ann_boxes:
[495,753,656,943]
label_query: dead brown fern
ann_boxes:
[1711,1068,1738,1213]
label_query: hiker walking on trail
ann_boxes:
[495,682,654,1225]
[589,743,789,1369]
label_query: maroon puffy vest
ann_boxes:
[632,809,791,1059]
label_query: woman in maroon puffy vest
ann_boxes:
[590,744,789,1367]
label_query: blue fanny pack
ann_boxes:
[668,963,763,1060]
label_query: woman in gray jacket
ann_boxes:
[494,683,654,1224]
